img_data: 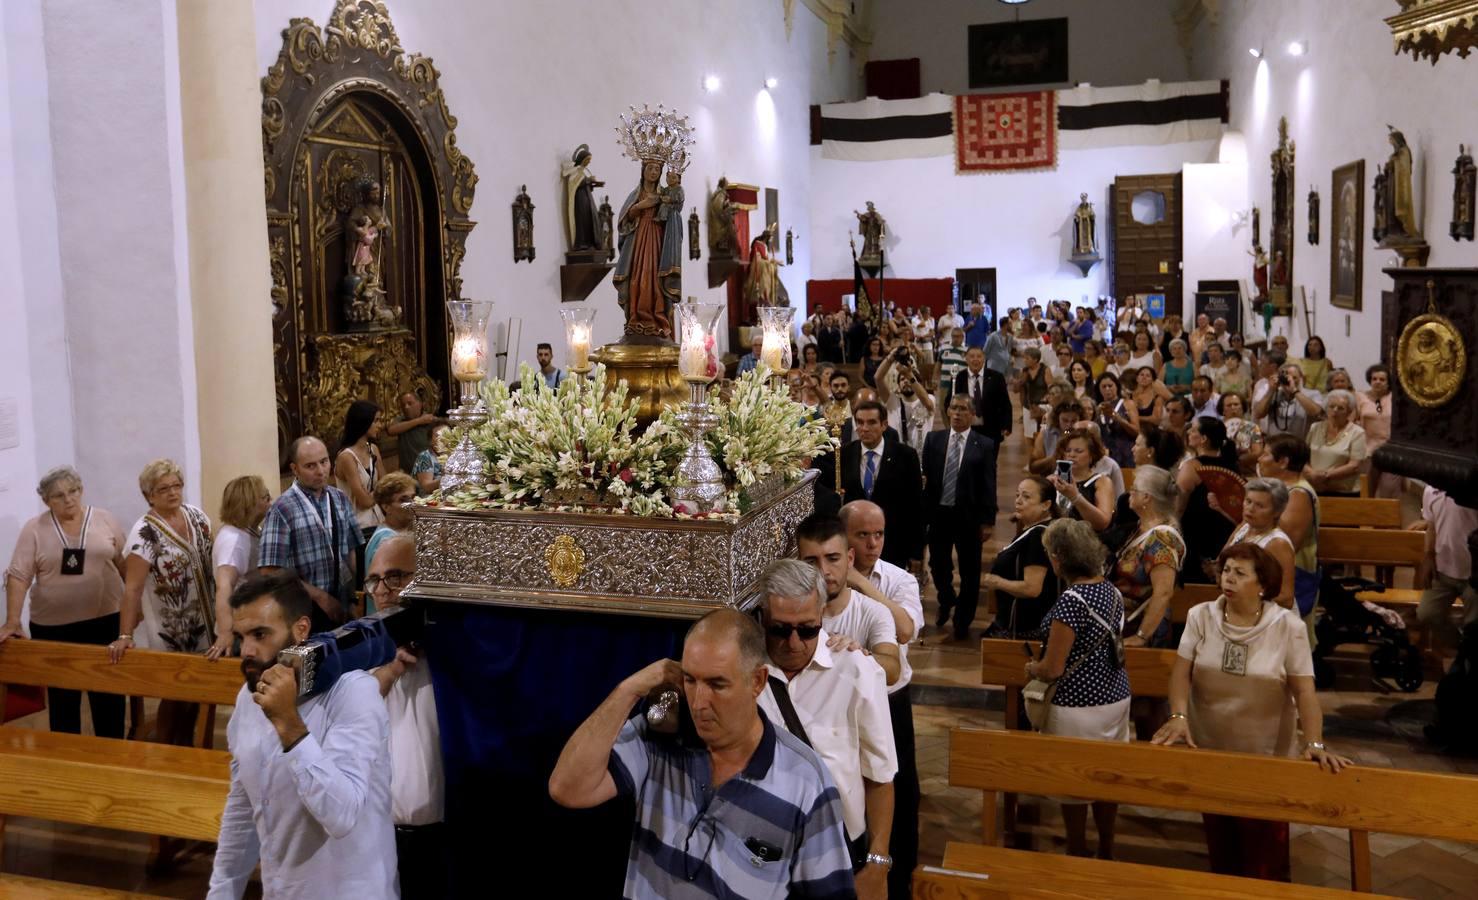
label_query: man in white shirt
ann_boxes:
[1189,376,1222,420]
[369,535,445,900]
[795,515,902,686]
[209,571,397,900]
[756,560,896,900]
[838,501,924,900]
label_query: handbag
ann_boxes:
[1023,588,1126,731]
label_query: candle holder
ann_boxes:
[560,307,597,377]
[442,299,494,492]
[669,300,726,514]
[756,305,795,385]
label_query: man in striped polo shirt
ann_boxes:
[548,609,856,899]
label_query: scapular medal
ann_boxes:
[1221,640,1249,676]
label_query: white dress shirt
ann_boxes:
[386,660,444,826]
[866,559,923,693]
[208,671,398,900]
[759,631,898,840]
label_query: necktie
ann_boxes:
[942,433,963,506]
[972,373,981,401]
[863,450,877,497]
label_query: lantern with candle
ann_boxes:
[668,300,728,514]
[443,299,494,492]
[756,306,795,381]
[560,307,597,376]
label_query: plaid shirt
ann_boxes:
[259,483,362,599]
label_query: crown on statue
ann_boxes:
[615,104,696,169]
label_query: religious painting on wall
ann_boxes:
[1331,160,1365,311]
[967,18,1069,89]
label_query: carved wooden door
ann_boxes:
[1111,174,1183,315]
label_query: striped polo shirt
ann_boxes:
[607,708,856,899]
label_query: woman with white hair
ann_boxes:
[116,459,215,744]
[1160,338,1196,397]
[1026,518,1130,859]
[1305,390,1367,496]
[1218,477,1297,610]
[1111,466,1184,648]
[2,466,128,737]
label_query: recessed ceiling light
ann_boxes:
[1249,47,1263,59]
[997,0,1033,5]
[765,77,779,90]
[703,74,721,92]
[1287,40,1308,56]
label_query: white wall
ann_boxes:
[808,139,1219,310]
[869,0,1190,95]
[252,0,859,364]
[1182,158,1252,323]
[1189,0,1478,377]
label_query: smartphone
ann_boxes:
[1055,459,1072,481]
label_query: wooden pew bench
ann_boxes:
[949,729,1478,893]
[0,873,168,898]
[912,841,1394,899]
[1318,497,1402,529]
[0,640,238,887]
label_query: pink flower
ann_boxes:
[617,468,633,483]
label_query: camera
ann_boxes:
[894,348,913,369]
[1276,372,1290,388]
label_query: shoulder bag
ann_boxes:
[1023,588,1126,731]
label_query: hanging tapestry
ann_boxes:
[954,91,1057,174]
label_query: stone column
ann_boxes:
[175,0,279,516]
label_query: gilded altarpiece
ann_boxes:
[262,1,478,460]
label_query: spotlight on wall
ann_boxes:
[1287,40,1308,57]
[1248,47,1263,59]
[703,74,722,92]
[764,77,779,90]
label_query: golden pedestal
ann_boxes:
[591,341,687,424]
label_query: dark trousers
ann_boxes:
[395,822,450,899]
[1203,814,1290,881]
[28,612,126,739]
[929,506,983,636]
[886,685,919,900]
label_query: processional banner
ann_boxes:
[953,91,1057,174]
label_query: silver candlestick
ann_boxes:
[669,381,725,513]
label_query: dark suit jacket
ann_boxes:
[813,424,899,509]
[921,427,998,528]
[840,438,924,563]
[954,367,1012,443]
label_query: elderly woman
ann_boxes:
[117,459,215,745]
[1026,518,1130,859]
[1305,390,1367,496]
[413,424,449,496]
[1105,342,1133,380]
[1326,368,1354,392]
[1215,478,1298,610]
[1153,543,1350,881]
[365,472,418,578]
[3,467,128,737]
[1112,466,1184,649]
[983,476,1060,639]
[1259,436,1321,619]
[1160,338,1196,397]
[1218,392,1264,476]
[1050,430,1116,532]
[208,475,271,660]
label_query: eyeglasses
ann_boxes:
[365,570,414,594]
[765,623,822,640]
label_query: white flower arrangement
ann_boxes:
[428,363,832,519]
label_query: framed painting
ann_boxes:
[1331,160,1365,311]
[967,18,1069,89]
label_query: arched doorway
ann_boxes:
[262,2,478,463]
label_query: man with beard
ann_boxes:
[208,572,396,899]
[795,515,901,686]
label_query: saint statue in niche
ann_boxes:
[561,144,605,257]
[342,176,399,329]
[708,177,739,259]
[1376,127,1419,242]
[613,157,674,338]
[512,184,535,263]
[1452,144,1475,241]
[854,201,886,266]
[1072,192,1097,255]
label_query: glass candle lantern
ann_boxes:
[757,306,795,376]
[560,307,597,374]
[676,301,725,383]
[446,299,494,409]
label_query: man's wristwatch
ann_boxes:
[1305,740,1326,753]
[865,852,893,869]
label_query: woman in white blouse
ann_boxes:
[1153,542,1350,881]
[208,475,271,660]
[1305,390,1367,496]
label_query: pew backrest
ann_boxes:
[1318,497,1402,529]
[0,639,243,714]
[980,638,1176,698]
[1315,527,1425,568]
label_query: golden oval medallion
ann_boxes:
[544,534,586,588]
[1396,313,1466,409]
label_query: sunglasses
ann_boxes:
[765,623,822,640]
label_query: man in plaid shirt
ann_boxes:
[259,436,363,632]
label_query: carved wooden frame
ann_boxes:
[261,0,477,453]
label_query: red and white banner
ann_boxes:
[953,91,1057,174]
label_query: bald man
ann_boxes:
[550,609,856,899]
[259,436,363,633]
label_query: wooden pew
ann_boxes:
[913,841,1394,899]
[949,729,1478,892]
[980,639,1177,730]
[0,640,237,884]
[1318,497,1402,529]
[1169,584,1220,624]
[1315,527,1424,571]
[0,873,168,898]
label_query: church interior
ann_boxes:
[3,0,1478,897]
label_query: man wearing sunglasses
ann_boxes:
[757,560,897,900]
[366,535,445,900]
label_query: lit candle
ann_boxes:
[680,323,709,380]
[570,323,592,371]
[761,331,785,373]
[451,334,486,381]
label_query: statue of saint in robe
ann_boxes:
[1382,127,1418,240]
[655,168,685,306]
[744,225,786,315]
[612,158,672,338]
[561,144,604,255]
[1072,193,1097,255]
[707,177,738,258]
[855,201,885,265]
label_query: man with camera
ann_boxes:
[208,571,396,899]
[548,609,857,900]
[875,346,934,453]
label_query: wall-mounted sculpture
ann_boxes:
[262,0,473,461]
[1307,186,1320,245]
[1374,125,1431,266]
[785,227,795,266]
[854,201,886,273]
[688,208,701,260]
[1268,117,1296,315]
[560,144,614,301]
[1068,192,1101,276]
[1453,144,1475,241]
[512,184,535,263]
[706,177,742,289]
